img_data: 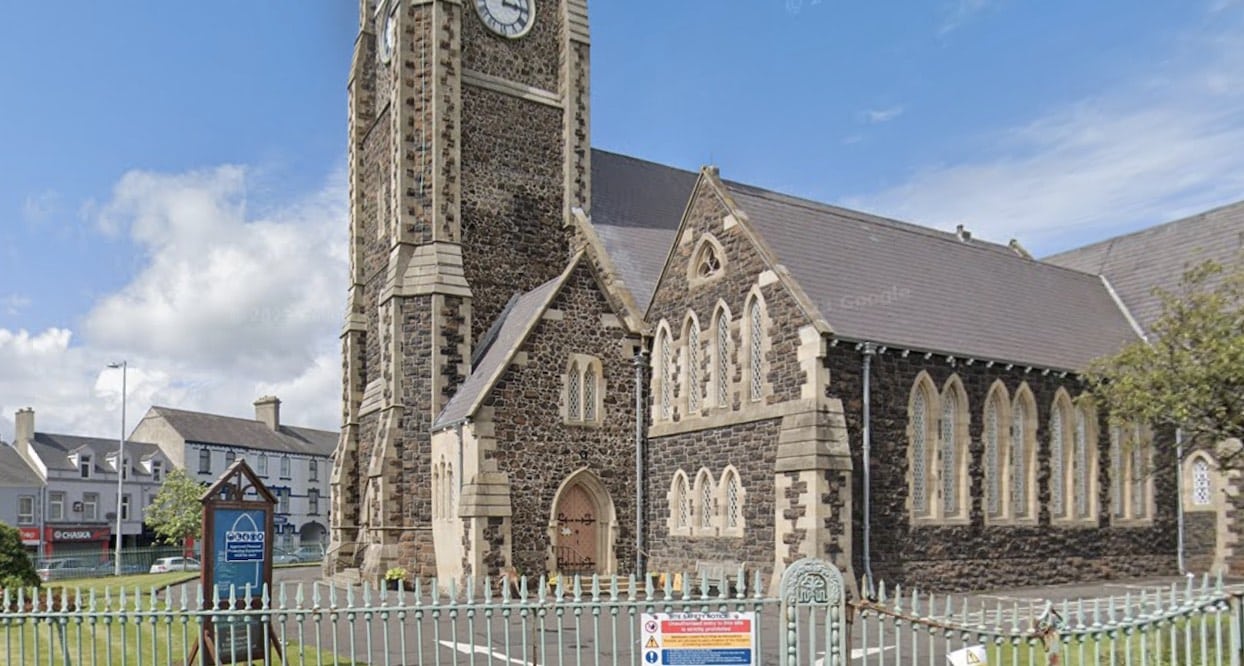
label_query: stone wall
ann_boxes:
[482,262,640,576]
[1184,511,1218,573]
[827,345,1178,591]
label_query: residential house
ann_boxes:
[0,440,45,554]
[129,396,335,553]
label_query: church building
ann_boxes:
[328,0,1238,591]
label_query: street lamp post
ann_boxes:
[107,361,127,577]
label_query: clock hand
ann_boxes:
[501,0,523,9]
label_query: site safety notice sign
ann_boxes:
[640,612,755,666]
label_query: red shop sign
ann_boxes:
[18,527,40,545]
[47,526,110,542]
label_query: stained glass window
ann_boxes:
[985,397,1001,519]
[583,366,597,421]
[687,320,701,413]
[911,387,928,515]
[1010,398,1027,518]
[716,312,730,406]
[1193,459,1212,506]
[941,389,958,516]
[1073,410,1089,518]
[749,302,764,401]
[1050,404,1065,517]
[568,361,581,421]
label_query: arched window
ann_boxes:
[653,324,674,420]
[1192,457,1212,507]
[718,466,745,536]
[694,469,716,534]
[983,382,1010,522]
[1049,393,1070,519]
[746,295,767,401]
[1010,384,1037,521]
[432,462,442,519]
[940,380,965,518]
[908,373,938,519]
[684,315,702,414]
[567,360,582,421]
[1110,424,1125,519]
[712,305,732,408]
[668,471,691,534]
[1129,424,1149,518]
[1071,399,1098,521]
[583,366,597,421]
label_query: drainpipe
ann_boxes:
[1176,427,1186,575]
[861,342,877,590]
[634,348,648,577]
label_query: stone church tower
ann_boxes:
[330,0,592,580]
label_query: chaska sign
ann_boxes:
[187,459,282,665]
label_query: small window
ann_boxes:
[257,454,269,476]
[747,299,765,401]
[567,361,582,421]
[122,458,130,480]
[697,244,721,279]
[280,456,291,479]
[688,235,725,284]
[152,461,163,483]
[120,495,131,521]
[49,492,65,521]
[669,471,691,534]
[278,488,291,514]
[17,496,34,525]
[198,449,212,474]
[309,489,320,515]
[79,455,92,479]
[225,451,236,466]
[1193,459,1212,506]
[83,493,99,521]
[310,459,319,482]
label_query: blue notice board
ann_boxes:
[212,508,267,599]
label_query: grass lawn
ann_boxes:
[48,571,200,595]
[982,613,1231,666]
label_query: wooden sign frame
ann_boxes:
[185,459,283,665]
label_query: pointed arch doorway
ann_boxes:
[548,468,617,576]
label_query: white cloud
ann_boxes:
[862,106,904,124]
[0,166,347,442]
[939,0,992,35]
[848,14,1244,254]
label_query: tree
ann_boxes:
[0,522,40,590]
[1086,257,1244,464]
[145,468,206,546]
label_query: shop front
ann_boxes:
[44,525,111,559]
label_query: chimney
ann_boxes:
[13,407,34,459]
[254,396,281,431]
[955,224,972,242]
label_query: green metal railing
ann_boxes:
[3,561,1238,665]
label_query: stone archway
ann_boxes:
[548,468,617,576]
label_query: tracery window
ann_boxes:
[1050,392,1097,523]
[940,384,961,517]
[694,469,716,534]
[1010,385,1037,521]
[719,466,745,535]
[908,373,936,519]
[668,471,692,534]
[689,235,725,284]
[1049,397,1067,518]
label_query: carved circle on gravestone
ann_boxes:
[779,557,844,606]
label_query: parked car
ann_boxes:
[93,558,150,576]
[272,550,301,565]
[36,557,100,582]
[149,557,200,573]
[295,544,326,562]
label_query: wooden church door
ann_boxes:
[555,483,599,575]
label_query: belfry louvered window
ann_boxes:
[911,387,929,515]
[984,396,1001,519]
[715,311,730,406]
[1049,402,1065,517]
[687,318,701,413]
[748,301,764,401]
[940,390,958,516]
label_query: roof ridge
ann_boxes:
[1045,198,1244,260]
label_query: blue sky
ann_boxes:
[2,0,1242,437]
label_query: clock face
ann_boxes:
[474,0,534,39]
[381,13,396,63]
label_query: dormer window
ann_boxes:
[79,455,92,479]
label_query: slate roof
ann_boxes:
[589,150,1140,370]
[1044,200,1244,333]
[147,406,336,457]
[433,257,579,429]
[0,443,43,487]
[728,183,1139,370]
[30,433,162,476]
